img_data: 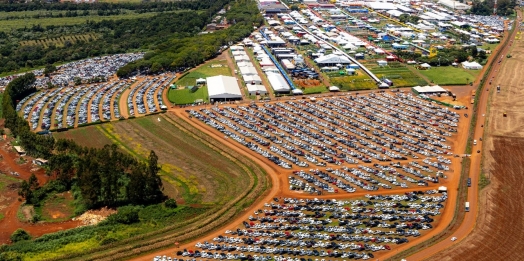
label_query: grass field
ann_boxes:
[168,86,209,105]
[175,60,232,87]
[420,66,481,85]
[302,86,329,94]
[53,126,112,148]
[327,72,378,91]
[369,64,427,87]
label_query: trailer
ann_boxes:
[465,202,470,212]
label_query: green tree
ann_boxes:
[43,64,57,76]
[10,229,31,243]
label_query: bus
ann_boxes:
[465,202,470,212]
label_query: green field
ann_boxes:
[420,66,481,85]
[302,86,329,94]
[328,72,378,91]
[0,11,173,31]
[168,86,209,105]
[175,60,232,87]
[369,65,428,87]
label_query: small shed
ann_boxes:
[14,146,26,156]
[345,68,356,75]
[377,60,388,66]
[329,86,340,92]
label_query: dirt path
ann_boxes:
[119,83,135,119]
[400,14,521,261]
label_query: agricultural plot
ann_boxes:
[20,33,99,48]
[368,64,428,87]
[16,74,175,131]
[188,91,461,194]
[327,73,378,91]
[419,67,480,85]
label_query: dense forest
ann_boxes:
[3,73,164,211]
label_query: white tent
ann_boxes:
[292,89,303,95]
[247,84,267,95]
[377,60,388,66]
[196,78,206,85]
[462,61,483,70]
[329,86,340,92]
[314,54,351,65]
[266,72,291,92]
[420,63,431,69]
[243,74,262,85]
[413,85,447,93]
[239,66,258,76]
[207,75,242,100]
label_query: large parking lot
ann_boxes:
[188,91,462,194]
[16,74,174,130]
[153,191,448,261]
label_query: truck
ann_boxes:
[465,202,470,212]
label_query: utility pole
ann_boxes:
[494,0,497,15]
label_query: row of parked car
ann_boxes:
[182,192,446,260]
[16,73,175,130]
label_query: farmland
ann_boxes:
[0,11,183,31]
[19,33,100,48]
[8,113,270,260]
[369,64,428,87]
[420,67,481,85]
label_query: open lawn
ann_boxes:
[369,64,427,87]
[175,60,232,87]
[327,72,378,91]
[53,126,112,148]
[482,42,500,51]
[168,86,209,105]
[420,66,481,85]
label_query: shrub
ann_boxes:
[107,206,141,224]
[100,237,118,245]
[10,229,31,243]
[164,199,177,209]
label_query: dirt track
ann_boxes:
[423,14,524,261]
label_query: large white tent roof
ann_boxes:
[266,72,291,92]
[207,75,242,99]
[314,54,351,64]
[413,85,447,93]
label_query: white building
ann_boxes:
[247,84,267,95]
[266,72,291,93]
[207,75,242,100]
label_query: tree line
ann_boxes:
[0,1,217,12]
[468,0,516,16]
[3,73,164,211]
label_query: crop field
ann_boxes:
[16,73,174,131]
[327,72,378,91]
[19,33,99,48]
[53,125,112,148]
[428,137,524,261]
[420,67,480,85]
[168,86,209,105]
[368,64,428,87]
[0,11,180,31]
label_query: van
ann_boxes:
[473,140,477,145]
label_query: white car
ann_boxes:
[451,237,457,241]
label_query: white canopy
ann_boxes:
[207,75,242,99]
[329,86,340,92]
[413,85,447,93]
